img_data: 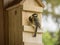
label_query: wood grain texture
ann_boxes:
[5,5,23,45]
[23,0,43,12]
[24,42,44,45]
[23,25,43,34]
[35,0,45,8]
[8,6,23,45]
[23,32,42,43]
[0,0,4,45]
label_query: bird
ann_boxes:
[29,13,41,37]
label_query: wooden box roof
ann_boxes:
[6,0,45,10]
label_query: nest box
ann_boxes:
[5,0,45,45]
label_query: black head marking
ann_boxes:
[32,13,38,17]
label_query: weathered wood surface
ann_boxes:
[23,0,43,12]
[23,32,42,43]
[24,42,44,45]
[0,0,4,45]
[6,0,44,45]
[7,6,23,45]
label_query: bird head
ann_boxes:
[32,13,38,17]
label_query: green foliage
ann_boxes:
[55,30,60,45]
[42,31,57,45]
[46,0,60,6]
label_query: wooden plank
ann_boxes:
[23,0,43,12]
[23,31,43,34]
[8,9,15,45]
[35,0,45,8]
[24,42,44,45]
[6,0,24,10]
[23,10,43,13]
[8,5,23,45]
[0,0,4,45]
[4,10,9,45]
[23,25,43,34]
[14,6,23,45]
[18,6,23,45]
[23,32,42,43]
[6,3,20,10]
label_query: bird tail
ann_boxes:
[33,26,37,37]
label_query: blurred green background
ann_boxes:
[42,0,60,45]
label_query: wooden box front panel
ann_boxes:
[8,6,23,45]
[22,11,42,26]
[23,0,43,12]
[23,32,42,43]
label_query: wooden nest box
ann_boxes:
[5,0,45,45]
